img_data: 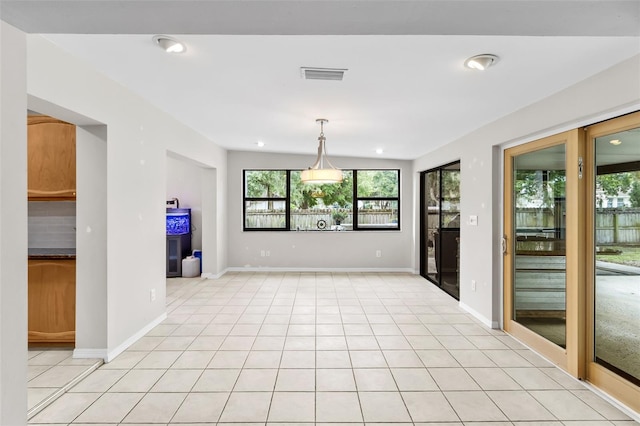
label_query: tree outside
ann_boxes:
[630,181,640,207]
[245,170,286,210]
[515,170,565,208]
[595,171,640,207]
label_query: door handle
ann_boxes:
[501,235,507,254]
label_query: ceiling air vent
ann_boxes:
[300,67,348,81]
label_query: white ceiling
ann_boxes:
[3,1,640,160]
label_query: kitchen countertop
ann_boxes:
[28,248,76,259]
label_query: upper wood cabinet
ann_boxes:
[28,115,76,199]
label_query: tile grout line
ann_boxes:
[27,358,103,421]
[264,272,285,423]
[29,272,637,425]
[338,272,367,424]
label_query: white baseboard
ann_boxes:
[224,266,415,273]
[459,301,499,329]
[73,348,108,360]
[202,270,228,279]
[105,312,167,363]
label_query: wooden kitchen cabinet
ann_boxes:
[28,259,76,344]
[28,115,76,200]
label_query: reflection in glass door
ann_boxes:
[423,169,440,283]
[504,130,582,371]
[592,122,640,387]
[420,162,460,299]
[512,145,567,347]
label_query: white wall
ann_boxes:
[166,154,203,251]
[75,125,108,355]
[227,151,413,271]
[201,167,222,275]
[413,54,640,327]
[24,34,228,359]
[0,21,28,426]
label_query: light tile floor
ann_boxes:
[29,272,639,425]
[28,349,102,419]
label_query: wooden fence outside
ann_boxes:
[596,209,640,244]
[515,208,640,244]
[248,208,640,243]
[246,209,395,230]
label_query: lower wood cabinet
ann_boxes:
[28,259,75,344]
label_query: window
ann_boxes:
[289,170,353,231]
[243,169,400,231]
[243,170,288,230]
[354,170,400,230]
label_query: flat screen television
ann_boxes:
[166,209,191,235]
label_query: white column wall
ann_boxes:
[413,54,640,327]
[201,167,221,276]
[25,35,228,358]
[227,151,413,271]
[75,125,108,356]
[0,21,28,425]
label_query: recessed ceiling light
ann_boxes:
[257,141,265,147]
[375,148,384,155]
[152,35,186,54]
[609,139,622,145]
[464,54,499,71]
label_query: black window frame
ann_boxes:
[353,169,401,231]
[243,170,291,231]
[242,168,401,231]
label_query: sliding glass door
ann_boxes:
[586,111,640,410]
[504,130,584,371]
[420,161,460,299]
[504,112,640,412]
[512,144,568,348]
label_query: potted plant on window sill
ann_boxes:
[332,210,348,225]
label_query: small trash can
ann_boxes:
[182,256,200,278]
[192,250,202,273]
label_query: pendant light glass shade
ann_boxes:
[301,119,343,184]
[301,168,343,184]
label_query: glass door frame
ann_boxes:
[503,129,586,376]
[420,161,461,299]
[585,111,640,411]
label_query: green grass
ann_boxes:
[596,246,640,268]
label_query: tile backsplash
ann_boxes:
[28,201,76,249]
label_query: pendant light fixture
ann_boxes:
[301,119,343,184]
